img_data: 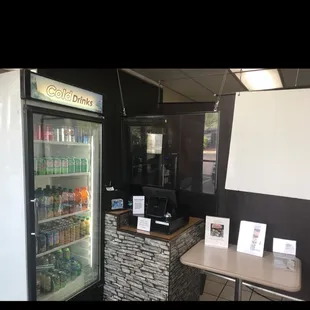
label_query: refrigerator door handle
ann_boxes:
[31,198,39,236]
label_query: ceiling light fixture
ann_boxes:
[230,69,283,91]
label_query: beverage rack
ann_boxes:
[34,122,94,301]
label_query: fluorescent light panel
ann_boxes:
[231,69,283,91]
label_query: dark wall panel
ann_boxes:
[218,94,309,300]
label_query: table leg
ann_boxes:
[234,279,243,301]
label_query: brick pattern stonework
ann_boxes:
[104,212,204,301]
[168,221,204,301]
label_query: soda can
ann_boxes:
[82,128,89,144]
[53,128,60,142]
[61,158,69,174]
[74,126,81,143]
[64,126,70,142]
[46,157,54,175]
[81,158,89,173]
[53,157,62,175]
[70,127,75,143]
[68,157,75,174]
[38,157,46,175]
[74,158,81,173]
[67,127,72,143]
[59,127,66,142]
[43,124,53,141]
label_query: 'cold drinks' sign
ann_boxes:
[30,73,103,114]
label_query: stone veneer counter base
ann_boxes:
[104,210,204,301]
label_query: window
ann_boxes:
[202,112,219,194]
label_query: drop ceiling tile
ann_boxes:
[162,86,193,102]
[280,69,310,88]
[163,78,214,98]
[181,69,227,78]
[194,73,246,94]
[132,69,187,81]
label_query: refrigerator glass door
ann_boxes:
[33,113,101,301]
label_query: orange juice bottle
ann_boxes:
[74,188,82,212]
[80,187,89,211]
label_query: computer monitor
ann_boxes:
[142,186,178,218]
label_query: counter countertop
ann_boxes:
[119,217,203,241]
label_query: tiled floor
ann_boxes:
[200,273,295,301]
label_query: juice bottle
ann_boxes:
[37,187,47,221]
[74,188,82,212]
[68,189,75,213]
[80,219,86,237]
[84,217,90,235]
[74,220,80,240]
[44,188,54,219]
[53,189,62,217]
[80,187,89,211]
[62,188,69,215]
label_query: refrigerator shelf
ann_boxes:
[38,209,90,224]
[35,172,90,179]
[36,236,90,258]
[34,140,90,147]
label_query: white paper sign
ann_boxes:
[132,196,145,215]
[237,220,267,257]
[205,216,230,248]
[147,133,163,154]
[272,238,297,271]
[273,238,296,256]
[137,217,151,232]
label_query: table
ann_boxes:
[180,240,301,301]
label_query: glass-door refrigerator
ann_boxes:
[20,70,104,301]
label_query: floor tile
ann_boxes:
[254,288,281,300]
[242,285,252,292]
[217,298,230,301]
[206,273,227,284]
[226,280,235,287]
[204,280,225,296]
[219,285,252,301]
[200,293,217,301]
[250,292,272,301]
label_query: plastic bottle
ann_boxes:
[80,219,86,237]
[44,187,54,219]
[70,258,78,281]
[53,189,62,217]
[36,187,47,221]
[84,217,90,235]
[68,189,75,213]
[61,188,69,215]
[74,188,82,212]
[80,187,89,211]
[74,220,80,240]
[63,247,71,261]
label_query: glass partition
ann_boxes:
[125,112,219,194]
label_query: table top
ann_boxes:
[180,240,301,292]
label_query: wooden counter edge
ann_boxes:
[119,217,203,242]
[107,210,130,216]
